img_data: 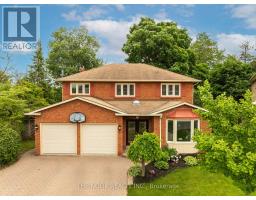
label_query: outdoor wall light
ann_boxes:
[118,125,122,131]
[35,124,39,130]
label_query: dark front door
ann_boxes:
[126,119,149,145]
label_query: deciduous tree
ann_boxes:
[194,81,256,193]
[122,17,193,74]
[190,32,224,66]
[209,55,253,100]
[47,27,102,78]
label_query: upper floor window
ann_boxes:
[70,83,90,95]
[115,83,135,97]
[167,119,200,143]
[161,83,180,97]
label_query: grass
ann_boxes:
[19,139,35,154]
[128,166,251,196]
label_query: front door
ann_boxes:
[126,119,149,145]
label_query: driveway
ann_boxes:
[0,150,132,196]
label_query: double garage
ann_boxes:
[40,123,118,155]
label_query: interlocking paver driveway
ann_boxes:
[0,150,132,195]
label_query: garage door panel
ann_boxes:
[81,124,117,155]
[41,124,77,154]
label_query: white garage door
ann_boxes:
[41,123,77,154]
[81,124,118,155]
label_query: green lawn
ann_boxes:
[128,166,254,196]
[19,139,35,154]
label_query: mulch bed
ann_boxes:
[133,154,196,183]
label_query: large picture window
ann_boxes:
[161,83,180,97]
[70,83,90,95]
[167,119,200,142]
[115,83,135,97]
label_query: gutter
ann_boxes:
[115,113,163,117]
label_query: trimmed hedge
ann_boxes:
[0,123,21,166]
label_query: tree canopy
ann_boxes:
[209,55,253,100]
[122,17,194,74]
[194,81,256,193]
[47,27,102,78]
[190,32,224,67]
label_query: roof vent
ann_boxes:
[132,100,140,106]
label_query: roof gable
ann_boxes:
[25,97,126,116]
[57,63,200,83]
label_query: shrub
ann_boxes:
[162,146,177,158]
[184,156,198,166]
[128,165,142,177]
[154,161,169,170]
[156,151,170,162]
[0,123,21,165]
[127,132,162,176]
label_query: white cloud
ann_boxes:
[115,4,125,11]
[82,6,107,20]
[62,5,107,21]
[80,15,174,59]
[230,5,256,29]
[80,18,140,57]
[216,33,256,56]
[62,10,81,21]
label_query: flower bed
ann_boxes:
[133,154,197,183]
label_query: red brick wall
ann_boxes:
[62,82,194,103]
[34,99,124,156]
[151,106,209,147]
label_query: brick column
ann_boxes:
[77,123,80,155]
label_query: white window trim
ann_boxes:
[161,83,181,97]
[166,119,200,144]
[70,83,90,95]
[115,83,136,97]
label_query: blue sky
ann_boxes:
[0,4,256,73]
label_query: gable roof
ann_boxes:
[57,63,200,83]
[25,97,126,116]
[106,100,182,115]
[25,96,207,116]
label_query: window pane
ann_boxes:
[117,85,121,95]
[78,84,83,94]
[84,84,89,94]
[129,84,134,96]
[71,84,76,94]
[194,120,199,129]
[177,121,191,142]
[123,85,128,95]
[175,84,180,96]
[167,120,174,141]
[168,85,173,95]
[162,84,166,96]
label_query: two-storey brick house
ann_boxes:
[26,63,208,156]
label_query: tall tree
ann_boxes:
[47,27,102,78]
[0,53,12,83]
[26,41,60,104]
[239,41,255,63]
[194,81,256,193]
[27,41,47,85]
[122,17,194,75]
[209,55,253,100]
[190,32,224,66]
[0,80,47,133]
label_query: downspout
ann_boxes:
[159,115,162,148]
